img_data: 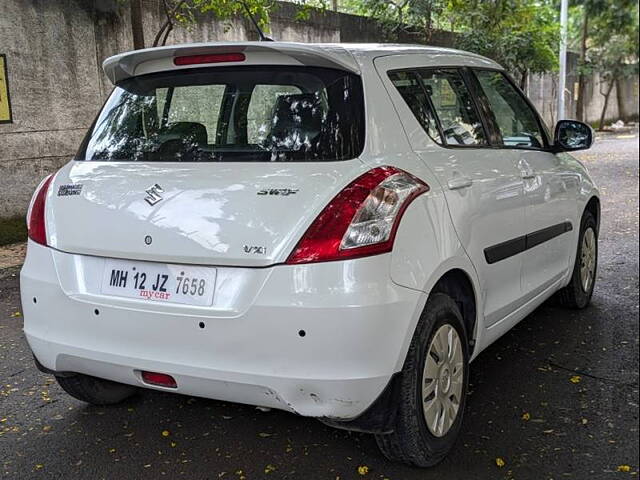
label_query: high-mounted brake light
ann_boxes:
[286,167,429,264]
[173,53,246,66]
[27,174,54,246]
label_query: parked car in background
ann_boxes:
[21,42,598,466]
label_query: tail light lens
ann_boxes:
[286,166,429,264]
[27,174,54,246]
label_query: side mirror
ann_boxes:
[553,120,594,152]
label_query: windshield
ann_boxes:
[76,66,365,162]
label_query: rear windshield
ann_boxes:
[76,66,365,162]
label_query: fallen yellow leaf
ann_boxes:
[11,312,21,318]
[264,464,277,474]
[521,412,531,421]
[357,465,369,475]
[495,457,506,468]
[617,465,631,472]
[161,430,170,437]
[570,375,581,384]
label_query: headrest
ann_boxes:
[269,93,323,150]
[161,122,208,146]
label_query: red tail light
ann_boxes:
[27,175,54,246]
[141,371,177,389]
[286,167,429,265]
[173,53,246,66]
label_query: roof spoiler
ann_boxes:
[102,42,360,84]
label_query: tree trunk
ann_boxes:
[575,12,588,122]
[152,0,186,47]
[616,77,628,121]
[519,69,528,91]
[598,78,615,131]
[424,0,433,42]
[130,0,145,50]
[152,21,171,47]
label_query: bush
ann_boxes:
[0,217,27,246]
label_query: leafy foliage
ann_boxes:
[188,0,274,30]
[585,3,639,127]
[337,0,560,80]
[446,0,559,81]
[340,0,446,41]
[120,0,275,48]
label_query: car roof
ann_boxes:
[102,41,502,84]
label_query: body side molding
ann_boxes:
[484,221,573,264]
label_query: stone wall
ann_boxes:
[0,0,638,219]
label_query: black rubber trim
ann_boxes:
[319,373,402,434]
[32,355,76,378]
[526,221,573,249]
[484,236,527,264]
[484,221,573,264]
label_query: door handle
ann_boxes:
[447,176,473,190]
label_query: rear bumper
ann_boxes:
[20,241,426,419]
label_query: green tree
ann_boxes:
[340,0,446,42]
[586,4,639,128]
[572,0,636,121]
[123,0,274,50]
[340,0,559,86]
[446,0,559,88]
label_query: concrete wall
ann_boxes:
[1,1,105,218]
[0,0,638,219]
[528,59,640,128]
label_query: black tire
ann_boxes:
[56,374,137,406]
[555,211,598,309]
[375,293,469,467]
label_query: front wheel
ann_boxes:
[375,293,469,467]
[555,210,598,309]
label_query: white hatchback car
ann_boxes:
[21,42,599,466]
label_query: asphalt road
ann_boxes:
[1,133,638,479]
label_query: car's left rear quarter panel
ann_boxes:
[354,51,484,356]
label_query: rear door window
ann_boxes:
[416,69,487,146]
[78,66,364,162]
[389,68,487,146]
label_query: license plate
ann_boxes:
[101,259,216,306]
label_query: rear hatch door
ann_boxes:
[48,160,366,267]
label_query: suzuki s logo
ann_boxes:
[144,184,164,206]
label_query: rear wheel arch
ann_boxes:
[430,269,478,355]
